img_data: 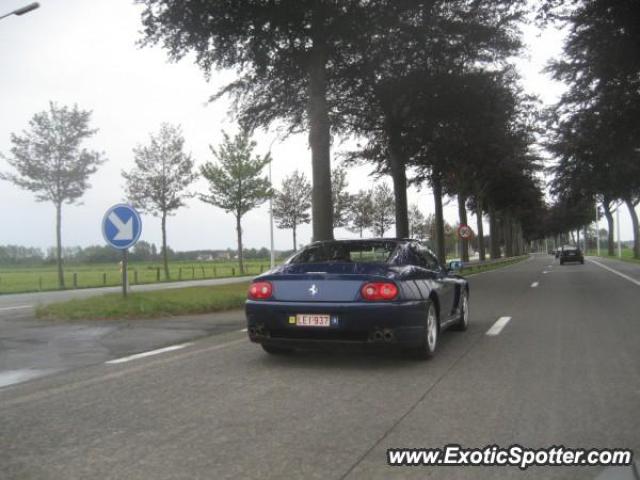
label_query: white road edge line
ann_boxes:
[486,316,512,336]
[106,343,193,365]
[0,305,33,312]
[588,258,640,287]
[531,282,539,288]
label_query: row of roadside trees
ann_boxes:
[137,0,549,266]
[543,0,640,258]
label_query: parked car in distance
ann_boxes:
[559,245,584,265]
[245,239,469,359]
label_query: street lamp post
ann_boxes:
[0,2,39,21]
[616,204,622,259]
[595,199,600,256]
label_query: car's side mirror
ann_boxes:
[447,260,463,272]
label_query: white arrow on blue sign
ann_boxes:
[102,204,142,250]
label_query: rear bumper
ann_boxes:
[560,255,584,263]
[245,300,426,348]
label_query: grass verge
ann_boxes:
[37,282,250,321]
[458,255,529,276]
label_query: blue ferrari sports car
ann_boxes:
[246,239,469,358]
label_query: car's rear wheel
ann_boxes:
[261,344,294,355]
[452,289,469,331]
[412,300,439,359]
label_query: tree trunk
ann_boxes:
[432,174,446,265]
[576,229,580,249]
[308,15,333,242]
[602,198,615,256]
[161,211,170,280]
[475,203,485,261]
[387,127,409,238]
[236,214,244,274]
[292,223,297,251]
[55,202,64,289]
[503,214,514,257]
[513,222,522,256]
[457,193,469,262]
[488,205,500,259]
[624,198,640,258]
[583,225,588,253]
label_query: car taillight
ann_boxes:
[360,282,398,301]
[248,281,272,300]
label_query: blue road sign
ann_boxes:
[102,204,142,250]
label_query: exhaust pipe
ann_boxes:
[373,330,384,342]
[382,329,394,343]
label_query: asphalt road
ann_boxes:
[1,255,639,479]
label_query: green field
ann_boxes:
[36,256,529,321]
[586,248,640,264]
[0,260,270,294]
[1,254,533,295]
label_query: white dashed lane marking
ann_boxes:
[486,317,512,336]
[106,343,193,365]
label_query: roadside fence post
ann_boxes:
[156,267,160,282]
[73,273,78,289]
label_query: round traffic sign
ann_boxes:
[102,204,142,250]
[458,224,473,240]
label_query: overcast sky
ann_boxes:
[0,0,635,252]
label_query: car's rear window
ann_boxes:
[287,241,399,264]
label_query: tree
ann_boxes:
[122,123,197,279]
[340,1,524,239]
[272,170,312,251]
[371,184,395,237]
[331,165,351,229]
[347,190,374,238]
[1,102,105,288]
[137,1,383,242]
[200,131,271,274]
[408,204,426,240]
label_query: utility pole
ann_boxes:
[267,136,279,269]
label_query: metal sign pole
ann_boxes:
[122,248,128,298]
